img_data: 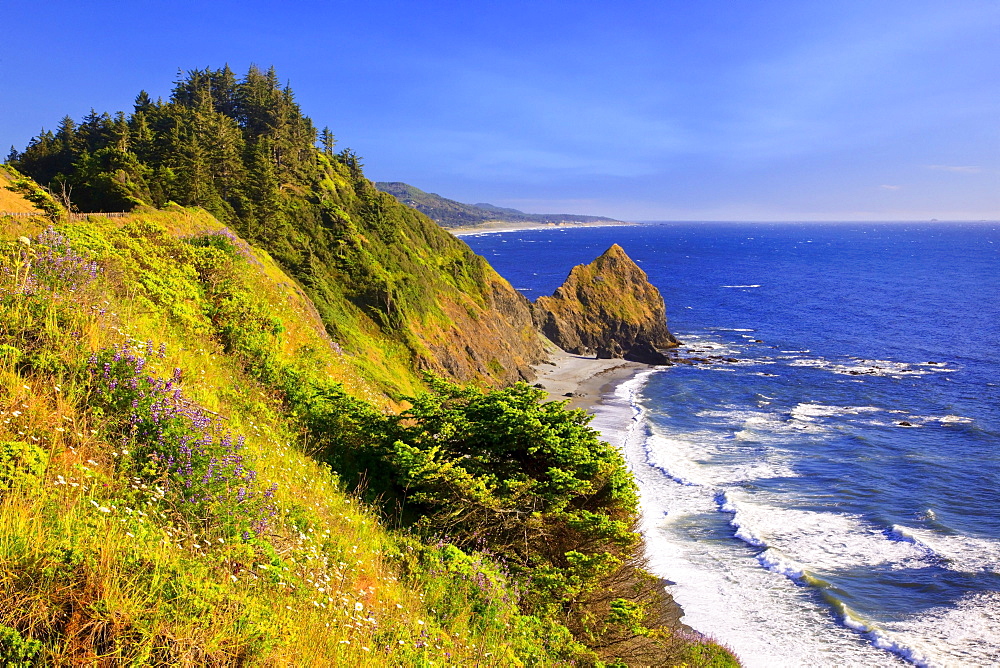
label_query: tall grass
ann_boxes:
[0,215,738,665]
[0,220,564,665]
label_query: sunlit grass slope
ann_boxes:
[0,179,737,665]
[0,210,567,665]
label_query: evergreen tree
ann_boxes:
[133,90,154,114]
[319,127,336,157]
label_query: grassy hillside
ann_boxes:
[0,186,740,665]
[2,66,739,665]
[375,181,620,228]
[0,185,736,667]
[9,67,545,400]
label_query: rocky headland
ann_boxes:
[533,243,680,365]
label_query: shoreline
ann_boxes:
[530,346,692,634]
[530,344,647,410]
[449,220,636,237]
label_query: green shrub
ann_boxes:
[0,623,42,667]
[0,441,49,493]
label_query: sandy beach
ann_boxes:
[449,220,635,237]
[531,341,648,410]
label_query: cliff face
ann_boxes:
[414,263,544,385]
[533,244,679,364]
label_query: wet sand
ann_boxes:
[530,344,647,410]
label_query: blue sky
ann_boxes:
[2,0,997,221]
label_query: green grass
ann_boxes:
[0,204,737,666]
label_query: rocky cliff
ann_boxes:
[533,244,679,364]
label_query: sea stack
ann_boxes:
[533,244,679,364]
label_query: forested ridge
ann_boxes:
[11,65,319,225]
[1,67,738,665]
[11,65,544,396]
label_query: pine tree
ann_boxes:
[134,90,154,114]
[246,136,282,241]
[320,127,336,157]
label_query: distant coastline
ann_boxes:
[450,219,636,236]
[375,181,627,230]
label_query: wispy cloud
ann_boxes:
[926,165,981,173]
[880,184,902,190]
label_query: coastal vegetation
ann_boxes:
[1,67,736,665]
[8,65,544,397]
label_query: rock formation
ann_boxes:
[533,244,679,364]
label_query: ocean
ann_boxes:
[462,222,1000,667]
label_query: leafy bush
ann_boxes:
[363,376,639,564]
[0,441,49,493]
[0,623,42,667]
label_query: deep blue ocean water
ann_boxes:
[463,223,1000,667]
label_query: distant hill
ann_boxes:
[375,181,621,228]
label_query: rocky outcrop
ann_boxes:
[533,244,679,364]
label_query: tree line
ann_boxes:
[9,65,341,246]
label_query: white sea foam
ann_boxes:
[790,403,882,421]
[834,603,934,668]
[698,406,827,438]
[718,458,799,484]
[878,591,1000,667]
[788,357,954,378]
[891,525,1000,574]
[757,547,807,579]
[681,338,744,356]
[634,470,907,666]
[938,414,972,424]
[719,491,768,547]
[721,284,762,288]
[885,414,974,429]
[589,366,913,666]
[719,492,932,572]
[643,433,713,487]
[588,369,654,451]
